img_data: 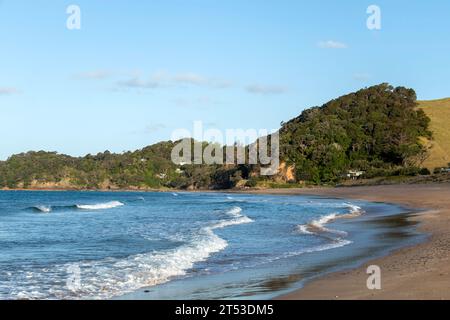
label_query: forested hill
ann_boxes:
[0,84,435,190]
[279,83,431,183]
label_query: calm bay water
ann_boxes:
[0,191,422,299]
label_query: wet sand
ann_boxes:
[242,183,450,300]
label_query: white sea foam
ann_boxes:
[255,238,353,266]
[8,206,254,300]
[76,201,124,210]
[11,199,362,300]
[286,239,352,258]
[226,206,243,217]
[34,206,52,213]
[295,203,364,237]
[226,196,245,203]
[213,207,253,229]
[342,203,364,217]
[9,235,227,300]
[346,203,361,213]
[311,213,338,228]
[296,213,342,236]
[295,224,313,235]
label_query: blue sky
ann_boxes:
[1,0,450,160]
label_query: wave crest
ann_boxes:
[296,203,364,237]
[33,206,52,213]
[76,201,124,210]
[212,207,254,229]
[29,201,125,213]
[13,206,254,299]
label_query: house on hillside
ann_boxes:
[346,170,365,180]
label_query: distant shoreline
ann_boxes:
[2,177,449,193]
[0,187,170,192]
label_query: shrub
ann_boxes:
[245,178,258,188]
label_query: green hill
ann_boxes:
[279,84,431,182]
[418,98,450,170]
[0,84,436,190]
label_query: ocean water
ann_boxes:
[0,191,422,300]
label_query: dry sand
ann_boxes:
[242,183,450,300]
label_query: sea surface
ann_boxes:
[0,190,423,300]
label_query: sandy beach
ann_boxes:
[239,183,450,300]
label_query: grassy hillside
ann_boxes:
[419,98,450,169]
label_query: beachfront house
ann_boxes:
[347,170,365,180]
[434,167,450,174]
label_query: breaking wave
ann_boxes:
[11,206,254,299]
[76,201,124,210]
[29,201,125,213]
[32,206,52,213]
[212,206,254,229]
[295,203,364,237]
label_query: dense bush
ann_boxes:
[419,168,431,175]
[280,83,431,182]
[0,84,432,189]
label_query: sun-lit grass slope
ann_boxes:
[419,98,450,170]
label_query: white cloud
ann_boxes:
[353,73,371,81]
[116,71,232,91]
[172,96,218,108]
[172,72,232,88]
[318,40,348,49]
[173,73,207,85]
[144,123,166,134]
[117,77,159,89]
[0,87,19,95]
[131,123,167,135]
[76,70,112,80]
[245,84,288,95]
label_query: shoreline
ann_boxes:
[237,184,450,299]
[120,197,422,300]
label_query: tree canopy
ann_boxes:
[0,84,432,189]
